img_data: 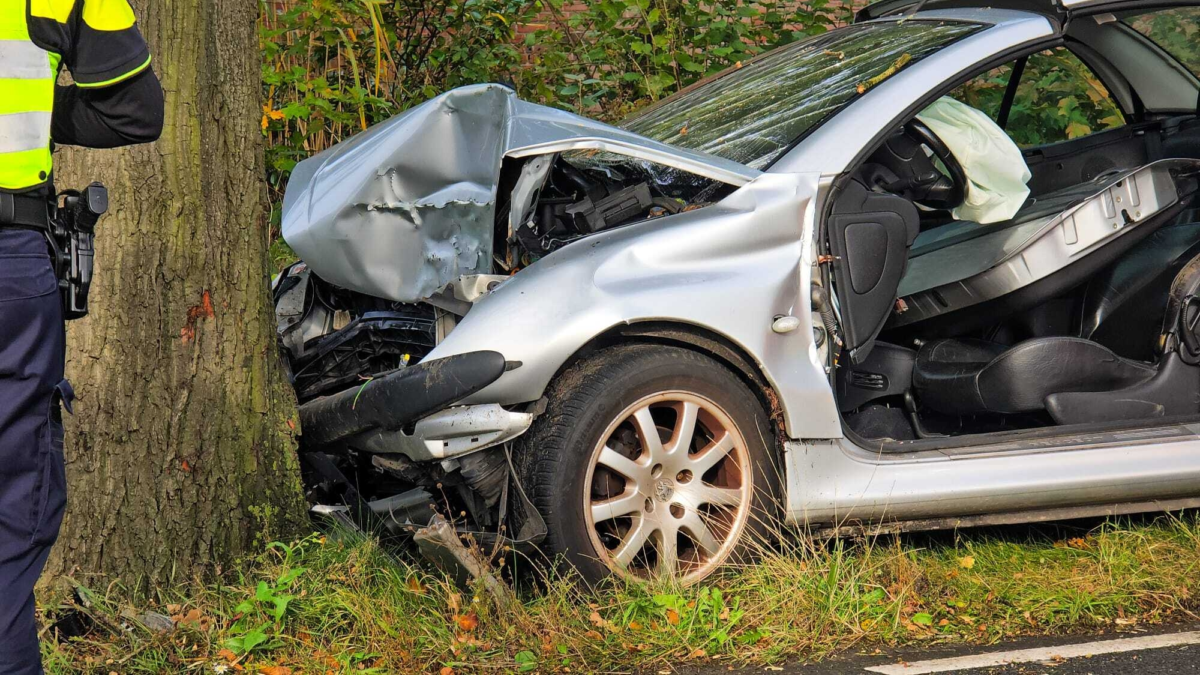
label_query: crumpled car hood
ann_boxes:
[281,84,758,303]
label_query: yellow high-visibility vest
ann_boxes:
[0,0,149,191]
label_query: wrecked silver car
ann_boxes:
[276,0,1200,583]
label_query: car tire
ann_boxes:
[517,343,781,585]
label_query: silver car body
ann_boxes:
[285,4,1200,530]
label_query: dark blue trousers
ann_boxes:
[0,230,70,675]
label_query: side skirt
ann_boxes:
[811,496,1200,538]
[785,437,1200,527]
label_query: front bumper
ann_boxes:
[297,350,509,448]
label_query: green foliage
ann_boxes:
[951,48,1125,148]
[1007,50,1125,147]
[1126,7,1200,79]
[260,0,536,198]
[224,540,309,655]
[519,0,848,118]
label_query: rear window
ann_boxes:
[1124,8,1200,79]
[621,20,982,169]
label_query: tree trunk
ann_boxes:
[44,0,308,589]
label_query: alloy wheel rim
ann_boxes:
[582,391,753,582]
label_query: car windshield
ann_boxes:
[621,19,982,169]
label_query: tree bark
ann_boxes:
[44,0,309,589]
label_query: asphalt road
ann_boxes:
[679,623,1200,675]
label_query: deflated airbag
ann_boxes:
[916,96,1031,224]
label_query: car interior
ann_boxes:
[829,7,1200,445]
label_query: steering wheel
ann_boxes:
[902,119,968,211]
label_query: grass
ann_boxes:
[40,513,1200,674]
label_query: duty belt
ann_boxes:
[0,192,50,230]
[0,185,107,320]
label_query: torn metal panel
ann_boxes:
[282,84,757,303]
[894,160,1200,327]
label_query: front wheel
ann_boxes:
[518,344,780,584]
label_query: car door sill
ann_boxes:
[845,413,1200,457]
[810,495,1200,538]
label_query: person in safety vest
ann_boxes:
[0,0,162,672]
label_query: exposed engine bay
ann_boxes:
[495,150,731,270]
[274,142,733,547]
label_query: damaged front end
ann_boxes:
[273,264,541,549]
[273,84,754,557]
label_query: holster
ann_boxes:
[50,184,107,321]
[0,184,107,321]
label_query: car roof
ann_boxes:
[857,0,1135,22]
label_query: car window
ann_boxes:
[1124,7,1200,79]
[1009,49,1124,147]
[947,64,1015,122]
[949,48,1125,148]
[947,49,1124,147]
[621,20,982,170]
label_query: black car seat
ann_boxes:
[1080,220,1200,361]
[912,250,1200,425]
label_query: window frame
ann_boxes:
[988,44,1131,146]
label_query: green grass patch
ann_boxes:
[41,514,1200,673]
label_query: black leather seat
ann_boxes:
[912,239,1200,424]
[913,337,1156,415]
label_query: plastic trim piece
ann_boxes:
[349,403,534,462]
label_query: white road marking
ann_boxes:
[864,630,1200,674]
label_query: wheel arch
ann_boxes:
[549,320,788,438]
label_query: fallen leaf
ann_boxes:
[666,609,681,626]
[456,613,479,631]
[439,668,454,675]
[258,667,292,675]
[688,648,707,659]
[584,630,603,640]
[218,649,238,663]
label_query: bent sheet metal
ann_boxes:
[281,84,755,303]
